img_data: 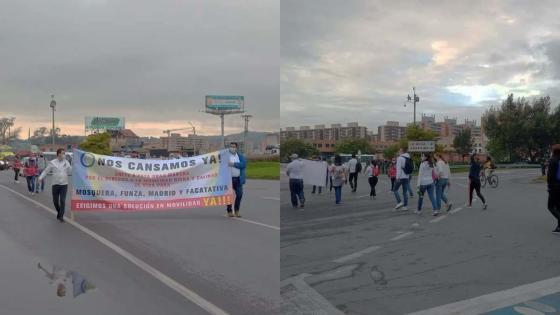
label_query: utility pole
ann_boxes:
[50,95,57,145]
[241,114,252,154]
[404,87,420,126]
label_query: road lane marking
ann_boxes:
[261,197,280,201]
[407,275,560,315]
[449,207,463,214]
[430,215,448,223]
[332,245,381,264]
[0,184,229,315]
[231,217,280,230]
[391,231,414,241]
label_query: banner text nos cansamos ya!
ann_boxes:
[71,149,234,211]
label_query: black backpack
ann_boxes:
[403,157,413,175]
[355,160,362,173]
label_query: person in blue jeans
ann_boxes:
[435,153,453,212]
[287,153,305,208]
[394,148,412,210]
[415,153,438,216]
[329,154,347,204]
[226,142,246,218]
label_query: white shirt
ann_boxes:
[286,159,304,179]
[347,158,358,173]
[417,161,435,186]
[230,154,241,177]
[436,160,451,179]
[39,158,71,185]
[396,153,411,179]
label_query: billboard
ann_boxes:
[408,141,435,152]
[85,117,125,131]
[205,95,244,113]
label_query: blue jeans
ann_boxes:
[435,178,449,210]
[334,186,342,204]
[418,184,437,211]
[36,170,45,192]
[26,176,36,193]
[289,179,305,207]
[227,177,243,212]
[393,178,409,206]
[407,175,414,196]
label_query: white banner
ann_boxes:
[302,160,328,187]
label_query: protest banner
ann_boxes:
[71,149,234,211]
[302,159,328,187]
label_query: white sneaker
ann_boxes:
[433,210,440,216]
[402,206,408,211]
[413,210,421,215]
[395,202,404,210]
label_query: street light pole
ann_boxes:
[50,95,56,145]
[404,87,420,126]
[241,114,252,154]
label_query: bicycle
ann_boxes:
[480,172,499,188]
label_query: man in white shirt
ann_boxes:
[347,154,359,192]
[393,147,412,211]
[38,149,72,222]
[286,153,305,208]
[226,142,246,218]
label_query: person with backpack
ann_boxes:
[38,148,72,222]
[394,147,413,210]
[435,153,453,212]
[547,144,560,234]
[347,154,361,192]
[468,153,488,210]
[286,153,305,209]
[364,160,380,199]
[13,155,22,183]
[36,153,48,193]
[388,158,397,192]
[330,154,348,205]
[24,154,39,195]
[415,153,438,216]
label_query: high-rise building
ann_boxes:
[378,121,407,142]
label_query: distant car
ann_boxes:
[0,160,6,171]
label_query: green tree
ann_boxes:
[334,139,372,154]
[280,138,319,161]
[383,144,399,160]
[453,128,473,162]
[79,132,112,155]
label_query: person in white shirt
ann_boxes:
[364,160,379,199]
[226,142,246,218]
[347,154,359,192]
[415,153,438,216]
[38,149,72,222]
[435,153,452,212]
[394,147,412,210]
[286,153,305,208]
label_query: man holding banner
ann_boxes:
[38,149,72,222]
[227,142,247,218]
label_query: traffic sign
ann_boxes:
[408,141,435,152]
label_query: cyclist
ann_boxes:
[483,156,496,180]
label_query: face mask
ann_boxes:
[229,148,237,154]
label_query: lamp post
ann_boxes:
[404,87,420,126]
[241,114,252,154]
[50,95,56,145]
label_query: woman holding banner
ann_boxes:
[38,149,72,222]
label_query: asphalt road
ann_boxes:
[280,168,560,314]
[0,170,279,315]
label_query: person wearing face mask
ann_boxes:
[38,149,72,222]
[226,142,246,218]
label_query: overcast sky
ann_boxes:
[281,0,560,131]
[0,0,278,137]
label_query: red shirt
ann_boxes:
[388,166,397,178]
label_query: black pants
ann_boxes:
[548,187,560,227]
[368,176,378,197]
[289,179,305,207]
[14,169,20,181]
[329,177,333,191]
[312,185,322,193]
[390,178,395,191]
[349,172,358,191]
[52,184,68,219]
[468,178,486,205]
[227,177,243,212]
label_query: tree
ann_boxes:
[79,132,112,155]
[383,144,399,160]
[334,139,372,154]
[453,128,473,162]
[280,139,319,161]
[0,117,16,144]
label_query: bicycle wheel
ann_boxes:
[489,175,499,188]
[480,175,486,188]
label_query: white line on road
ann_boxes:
[391,231,414,241]
[407,275,560,315]
[0,184,229,315]
[332,245,381,264]
[449,207,463,214]
[232,217,280,230]
[261,196,280,201]
[430,215,448,223]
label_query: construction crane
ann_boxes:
[163,127,190,152]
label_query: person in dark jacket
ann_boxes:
[467,153,487,210]
[547,144,560,234]
[226,142,246,218]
